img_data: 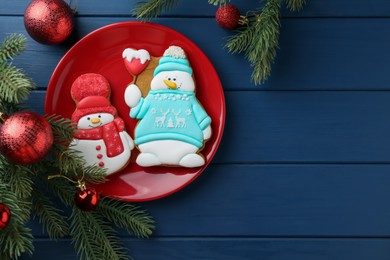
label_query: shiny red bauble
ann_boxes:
[74,186,100,211]
[0,111,54,165]
[215,4,241,29]
[24,0,74,44]
[0,203,11,230]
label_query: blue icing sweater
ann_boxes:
[130,90,211,148]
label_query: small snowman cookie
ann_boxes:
[124,46,212,168]
[71,73,134,175]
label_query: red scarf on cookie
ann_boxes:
[74,118,125,157]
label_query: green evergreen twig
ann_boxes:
[0,34,26,64]
[98,197,155,238]
[0,63,34,104]
[32,188,69,240]
[0,184,34,258]
[286,0,306,11]
[70,208,129,260]
[208,0,227,6]
[133,0,179,20]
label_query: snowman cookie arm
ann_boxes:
[129,94,151,119]
[191,99,212,140]
[121,131,135,150]
[124,83,142,108]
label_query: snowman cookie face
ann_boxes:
[151,71,195,92]
[77,113,115,129]
[124,46,212,168]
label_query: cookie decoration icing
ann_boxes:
[122,48,151,76]
[70,73,134,175]
[124,46,212,167]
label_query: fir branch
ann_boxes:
[285,0,306,11]
[31,188,69,240]
[98,197,155,238]
[208,0,227,6]
[227,0,281,84]
[225,23,257,54]
[246,0,281,84]
[0,62,34,104]
[46,114,76,146]
[70,208,129,260]
[41,177,75,207]
[0,184,34,258]
[82,165,107,184]
[133,0,180,20]
[9,166,33,200]
[0,225,34,259]
[0,34,27,64]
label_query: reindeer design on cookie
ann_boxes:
[123,46,212,167]
[70,73,134,174]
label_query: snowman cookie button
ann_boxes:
[124,46,212,168]
[70,73,134,175]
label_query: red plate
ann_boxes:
[45,21,225,202]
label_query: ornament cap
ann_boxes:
[0,113,8,124]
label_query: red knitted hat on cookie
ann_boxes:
[71,73,117,122]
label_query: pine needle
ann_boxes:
[0,34,27,64]
[133,0,180,20]
[0,62,34,104]
[285,0,306,11]
[70,208,130,260]
[208,0,227,6]
[98,197,155,238]
[0,184,34,258]
[226,0,281,84]
[225,24,257,54]
[46,114,76,146]
[32,188,69,240]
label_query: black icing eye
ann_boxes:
[98,115,101,118]
[168,78,171,81]
[173,78,176,81]
[87,117,90,120]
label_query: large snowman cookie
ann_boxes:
[123,46,212,168]
[70,73,134,175]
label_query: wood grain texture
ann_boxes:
[2,0,390,259]
[3,0,390,17]
[21,238,390,260]
[3,16,390,90]
[26,164,390,237]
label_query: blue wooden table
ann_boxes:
[2,0,390,259]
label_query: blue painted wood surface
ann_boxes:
[1,0,390,259]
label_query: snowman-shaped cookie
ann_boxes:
[124,46,211,167]
[71,73,134,174]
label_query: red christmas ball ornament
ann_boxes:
[215,4,241,29]
[0,111,54,165]
[0,203,11,230]
[74,185,100,211]
[24,0,74,44]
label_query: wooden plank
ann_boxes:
[21,238,390,260]
[27,164,390,237]
[3,17,390,90]
[27,90,390,163]
[4,0,390,17]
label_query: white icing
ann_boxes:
[151,71,195,91]
[137,140,204,167]
[203,125,212,140]
[124,84,142,107]
[122,48,151,64]
[71,132,133,175]
[163,46,186,59]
